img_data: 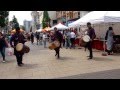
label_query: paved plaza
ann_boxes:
[0,41,120,79]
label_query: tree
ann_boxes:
[0,11,9,28]
[12,15,19,29]
[42,11,50,29]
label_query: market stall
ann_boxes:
[69,11,120,52]
[50,23,68,30]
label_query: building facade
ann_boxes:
[56,11,80,26]
[39,11,44,29]
[48,11,57,26]
[31,11,40,32]
[23,20,32,32]
[56,11,90,26]
[39,11,57,28]
[79,11,90,17]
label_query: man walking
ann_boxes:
[10,27,27,66]
[86,22,96,59]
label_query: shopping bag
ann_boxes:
[7,48,13,56]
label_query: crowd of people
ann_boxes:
[0,22,117,67]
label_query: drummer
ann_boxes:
[53,27,63,59]
[10,27,27,67]
[86,22,96,59]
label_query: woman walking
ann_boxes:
[105,27,115,55]
[0,32,8,62]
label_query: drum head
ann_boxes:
[83,35,90,42]
[16,43,23,51]
[54,41,60,47]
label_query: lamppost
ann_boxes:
[66,11,67,26]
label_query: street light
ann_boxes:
[66,11,67,26]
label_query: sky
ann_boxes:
[9,11,32,25]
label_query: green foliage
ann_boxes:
[11,15,19,29]
[42,11,50,29]
[0,11,9,28]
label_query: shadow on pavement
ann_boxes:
[56,68,120,79]
[93,57,113,61]
[19,64,39,69]
[58,57,76,61]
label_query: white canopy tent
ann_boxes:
[50,23,68,30]
[68,11,120,54]
[36,29,42,32]
[68,11,120,27]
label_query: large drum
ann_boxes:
[16,43,30,53]
[80,35,90,47]
[49,40,60,50]
[83,35,90,42]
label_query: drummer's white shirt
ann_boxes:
[70,32,76,38]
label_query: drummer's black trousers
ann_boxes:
[87,41,93,58]
[15,54,23,65]
[54,43,61,59]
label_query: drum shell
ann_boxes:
[49,40,60,50]
[16,44,30,53]
[49,43,57,50]
[23,45,30,53]
[80,39,88,47]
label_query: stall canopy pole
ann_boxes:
[103,23,106,53]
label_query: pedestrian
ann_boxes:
[39,32,43,45]
[36,32,40,45]
[30,32,34,44]
[47,33,50,42]
[65,29,71,49]
[105,27,115,55]
[62,34,66,47]
[70,30,76,49]
[53,27,63,59]
[0,32,9,63]
[86,22,96,59]
[42,32,47,48]
[10,27,27,67]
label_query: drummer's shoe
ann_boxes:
[18,64,22,67]
[21,63,24,65]
[55,53,57,56]
[2,60,6,63]
[57,56,60,59]
[18,63,24,67]
[88,57,93,59]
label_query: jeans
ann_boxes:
[66,38,71,48]
[43,40,46,48]
[39,40,43,45]
[70,38,75,48]
[0,47,5,60]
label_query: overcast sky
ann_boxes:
[9,11,32,25]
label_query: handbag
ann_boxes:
[7,47,13,56]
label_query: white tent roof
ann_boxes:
[36,29,42,32]
[68,11,120,27]
[50,23,68,30]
